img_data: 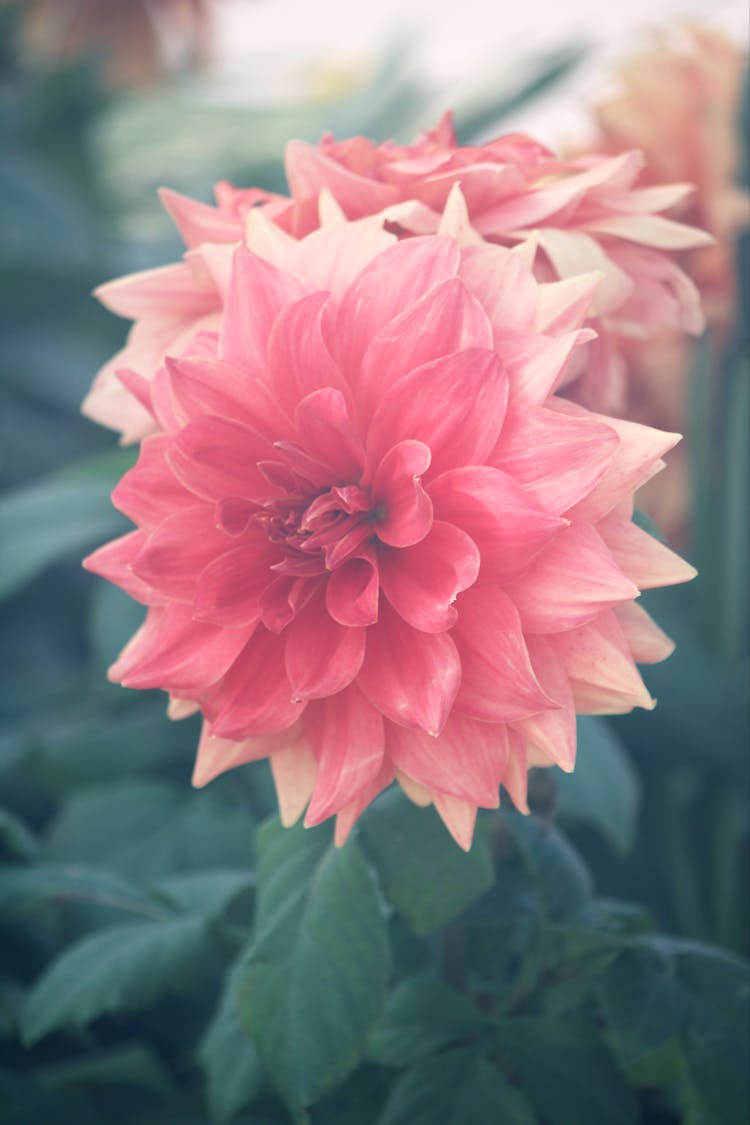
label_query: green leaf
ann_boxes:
[21,912,212,1044]
[236,818,391,1110]
[360,790,494,935]
[155,869,254,920]
[507,812,593,919]
[35,1043,174,1096]
[199,958,264,1124]
[494,1017,638,1125]
[0,474,125,600]
[598,944,686,1066]
[0,807,40,860]
[376,1048,537,1125]
[0,863,165,920]
[556,718,641,854]
[367,975,487,1067]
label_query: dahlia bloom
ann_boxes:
[85,204,695,848]
[81,114,713,438]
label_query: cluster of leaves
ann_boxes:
[0,7,748,1122]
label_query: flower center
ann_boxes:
[259,482,379,577]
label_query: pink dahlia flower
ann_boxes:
[85,209,695,848]
[82,113,713,439]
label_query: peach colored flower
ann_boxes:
[85,207,695,848]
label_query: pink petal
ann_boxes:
[431,792,478,851]
[428,466,565,584]
[505,522,639,633]
[357,601,460,735]
[205,630,306,739]
[131,506,229,601]
[94,261,218,320]
[270,738,319,826]
[511,635,576,771]
[193,538,277,627]
[110,604,251,693]
[166,355,288,438]
[366,349,508,476]
[534,273,602,334]
[192,721,303,787]
[303,686,386,824]
[266,291,347,417]
[495,328,591,404]
[459,243,538,332]
[452,585,556,722]
[613,602,675,664]
[285,139,401,218]
[501,732,530,813]
[379,520,479,633]
[552,611,655,714]
[334,760,396,846]
[112,435,196,530]
[158,187,243,248]
[491,400,619,515]
[597,513,697,588]
[83,531,163,605]
[335,236,461,381]
[358,278,493,416]
[284,588,366,699]
[326,552,380,627]
[167,416,272,502]
[585,214,714,250]
[386,712,507,807]
[371,440,433,549]
[533,229,634,314]
[293,219,396,298]
[294,388,365,481]
[219,245,311,372]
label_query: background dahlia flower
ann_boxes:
[82,112,713,439]
[85,204,695,848]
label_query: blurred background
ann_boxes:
[0,1,747,1122]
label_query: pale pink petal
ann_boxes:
[192,721,303,787]
[597,513,697,588]
[496,328,592,404]
[94,262,217,320]
[585,214,714,250]
[431,792,478,851]
[285,139,401,217]
[502,733,530,813]
[270,738,319,826]
[386,713,507,807]
[334,760,396,845]
[512,635,576,771]
[534,272,602,333]
[266,292,346,417]
[303,686,385,824]
[613,602,675,664]
[158,187,243,248]
[83,531,163,605]
[459,242,538,332]
[552,611,655,714]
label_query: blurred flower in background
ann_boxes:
[3,0,215,86]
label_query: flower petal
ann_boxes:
[511,635,576,771]
[205,630,306,739]
[386,713,507,807]
[552,610,655,714]
[303,686,386,824]
[379,520,479,633]
[284,589,366,700]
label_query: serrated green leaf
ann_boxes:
[0,863,166,920]
[494,1017,638,1125]
[236,818,391,1110]
[360,790,494,935]
[367,975,487,1067]
[0,474,125,600]
[557,718,641,854]
[376,1048,537,1125]
[21,913,211,1043]
[199,957,264,1124]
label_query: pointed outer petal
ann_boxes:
[451,585,557,722]
[130,506,229,601]
[431,793,478,851]
[533,229,634,315]
[83,531,163,605]
[204,629,306,740]
[386,713,506,807]
[302,686,386,825]
[585,214,715,250]
[379,521,479,633]
[112,435,196,530]
[244,206,299,266]
[334,236,461,382]
[474,183,588,236]
[494,327,592,405]
[219,245,312,371]
[613,602,675,664]
[168,696,200,720]
[294,388,365,480]
[94,261,218,320]
[318,187,347,226]
[366,349,508,478]
[505,521,639,634]
[357,601,461,735]
[597,512,697,589]
[285,139,401,216]
[333,760,396,846]
[193,538,277,627]
[158,187,243,248]
[511,233,539,268]
[458,243,538,332]
[326,551,380,627]
[284,589,366,700]
[534,272,603,334]
[396,770,433,807]
[552,610,655,715]
[115,368,156,421]
[270,737,319,826]
[82,366,157,444]
[511,635,576,771]
[558,405,682,523]
[293,218,396,299]
[142,364,180,433]
[188,242,236,302]
[167,416,272,502]
[428,466,566,584]
[501,732,530,814]
[491,401,619,516]
[437,182,484,245]
[612,183,695,213]
[192,720,302,786]
[109,604,252,693]
[166,355,289,437]
[358,278,494,418]
[266,291,348,418]
[378,198,443,235]
[371,440,433,549]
